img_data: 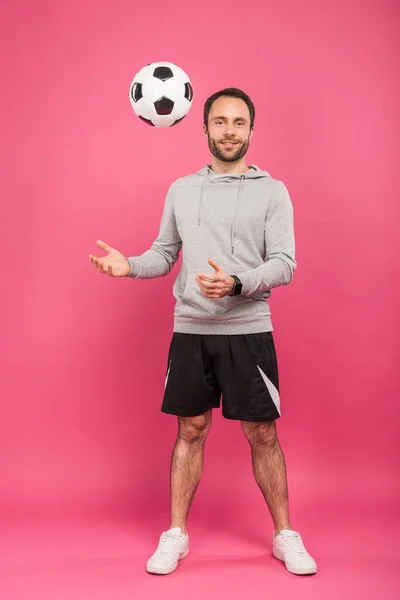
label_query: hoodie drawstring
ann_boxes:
[198,171,245,255]
[198,169,210,226]
[231,175,245,254]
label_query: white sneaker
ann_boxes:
[273,529,317,575]
[146,527,189,575]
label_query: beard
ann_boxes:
[207,133,250,163]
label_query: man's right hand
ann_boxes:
[89,240,131,277]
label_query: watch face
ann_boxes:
[230,276,242,296]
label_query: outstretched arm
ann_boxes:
[127,184,182,279]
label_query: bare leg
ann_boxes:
[169,411,212,534]
[241,420,292,536]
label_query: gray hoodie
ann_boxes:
[127,164,296,334]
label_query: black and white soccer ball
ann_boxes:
[129,62,194,128]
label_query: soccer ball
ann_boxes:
[129,62,194,128]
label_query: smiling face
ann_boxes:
[204,96,253,164]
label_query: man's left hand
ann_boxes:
[195,259,235,299]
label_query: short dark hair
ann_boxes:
[203,87,255,130]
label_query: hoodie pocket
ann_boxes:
[177,270,257,320]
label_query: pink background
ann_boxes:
[1,0,399,598]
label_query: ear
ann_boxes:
[249,128,254,139]
[203,124,208,135]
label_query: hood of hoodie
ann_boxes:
[196,164,271,254]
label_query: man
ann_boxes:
[89,88,317,576]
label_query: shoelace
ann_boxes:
[283,532,307,554]
[158,533,180,554]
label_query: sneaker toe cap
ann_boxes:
[287,555,317,573]
[147,555,178,570]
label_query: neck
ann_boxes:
[209,157,249,174]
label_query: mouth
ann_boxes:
[220,140,239,149]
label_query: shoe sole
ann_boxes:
[146,548,189,575]
[273,548,317,575]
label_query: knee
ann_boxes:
[241,420,277,449]
[178,413,212,444]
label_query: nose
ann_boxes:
[224,122,235,136]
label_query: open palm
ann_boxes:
[89,240,130,277]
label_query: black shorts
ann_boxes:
[161,332,281,422]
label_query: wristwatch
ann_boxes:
[229,275,243,296]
